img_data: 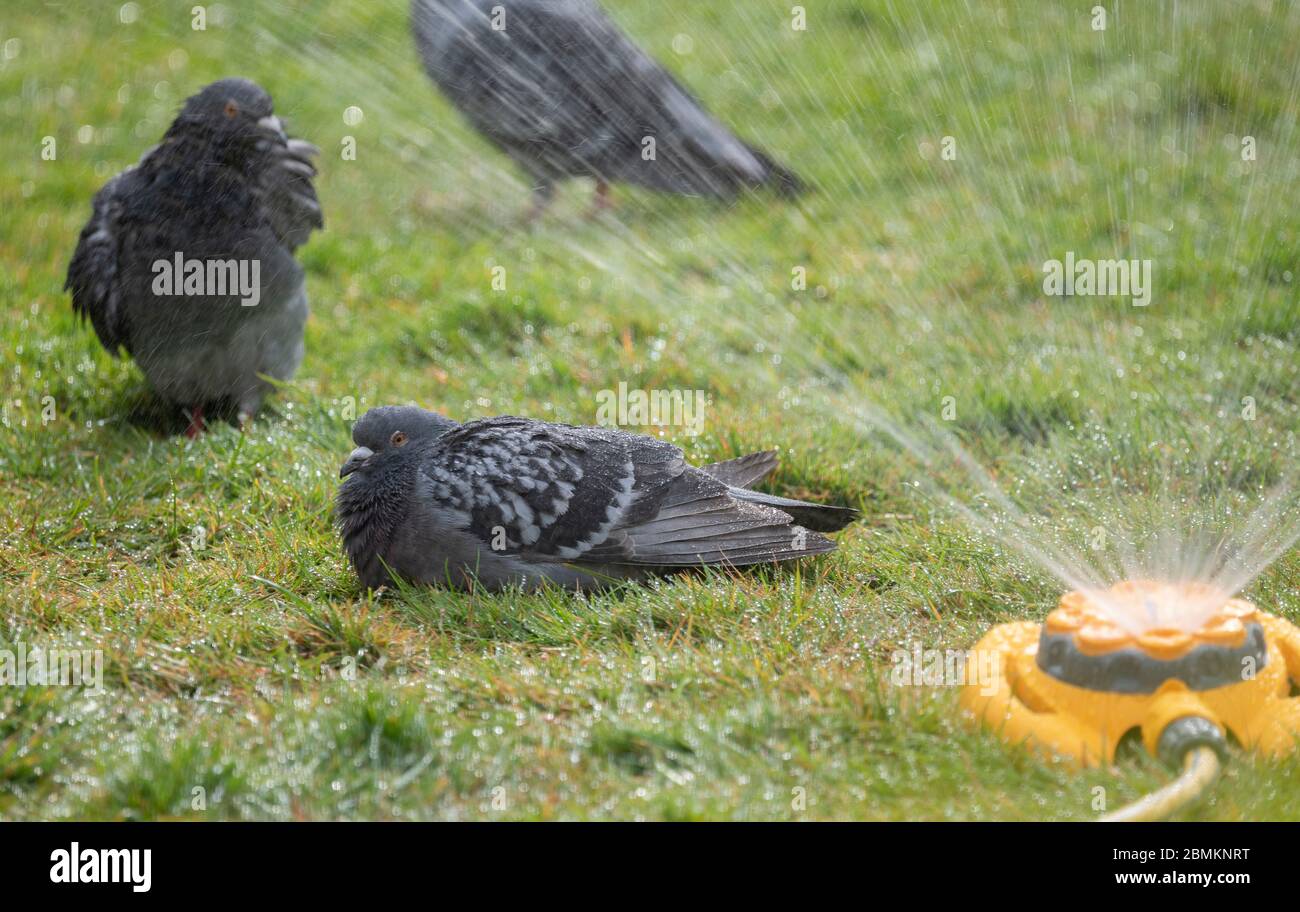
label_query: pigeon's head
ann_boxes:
[339,406,458,479]
[169,78,286,153]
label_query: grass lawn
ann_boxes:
[2,0,1298,820]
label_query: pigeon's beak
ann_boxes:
[256,114,286,139]
[339,446,374,479]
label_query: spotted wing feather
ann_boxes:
[419,418,682,560]
[420,418,834,570]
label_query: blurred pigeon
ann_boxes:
[410,0,804,216]
[65,78,323,435]
[336,406,857,591]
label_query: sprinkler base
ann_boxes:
[960,586,1300,767]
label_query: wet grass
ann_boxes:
[1,0,1298,820]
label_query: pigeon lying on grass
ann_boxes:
[65,78,323,436]
[336,406,858,591]
[410,0,804,217]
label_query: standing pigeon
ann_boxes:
[410,0,804,216]
[65,78,323,435]
[336,406,857,591]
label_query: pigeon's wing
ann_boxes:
[65,171,135,356]
[415,0,799,195]
[586,29,801,196]
[524,1,800,195]
[414,1,612,154]
[420,417,682,560]
[583,468,836,567]
[253,135,323,250]
[422,418,833,569]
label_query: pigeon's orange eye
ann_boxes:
[223,100,239,118]
[390,431,408,447]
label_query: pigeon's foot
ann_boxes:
[586,179,614,219]
[184,405,206,439]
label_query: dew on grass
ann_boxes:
[4,0,1300,820]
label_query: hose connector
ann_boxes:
[1156,715,1228,769]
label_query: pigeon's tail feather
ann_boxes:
[629,141,804,200]
[745,143,805,198]
[588,521,835,568]
[607,87,804,200]
[699,450,779,488]
[728,488,860,533]
[581,471,838,568]
[627,527,836,567]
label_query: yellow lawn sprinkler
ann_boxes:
[961,580,1300,820]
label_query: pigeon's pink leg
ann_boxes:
[184,405,206,439]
